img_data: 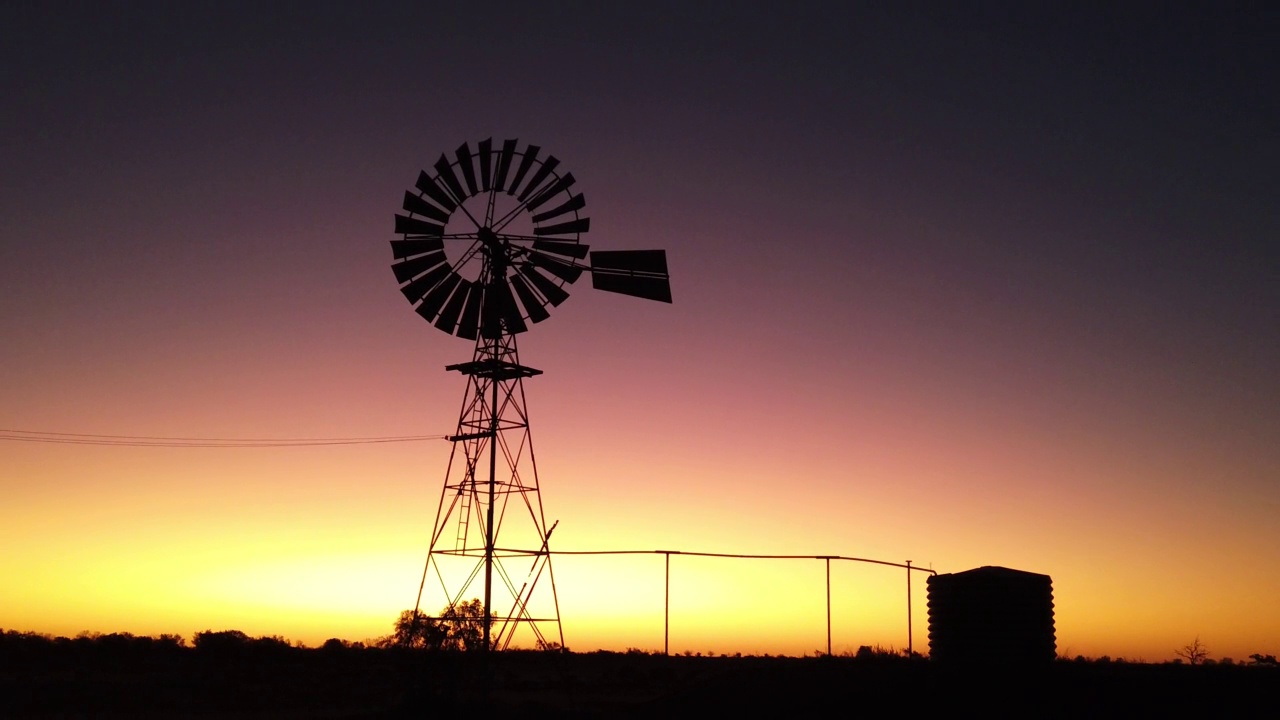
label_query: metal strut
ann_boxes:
[413,328,563,652]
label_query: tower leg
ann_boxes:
[412,332,562,651]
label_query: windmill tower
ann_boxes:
[391,139,672,650]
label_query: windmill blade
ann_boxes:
[416,272,462,322]
[506,145,539,197]
[434,279,472,335]
[526,173,575,212]
[531,239,589,259]
[434,153,468,203]
[394,214,444,237]
[509,273,551,324]
[416,171,457,212]
[495,278,528,334]
[494,139,517,192]
[390,237,444,259]
[480,277,527,337]
[534,217,590,237]
[531,193,585,223]
[517,156,560,203]
[402,191,451,224]
[455,142,479,197]
[527,250,583,283]
[589,249,672,303]
[478,138,493,192]
[399,263,452,303]
[456,282,484,340]
[518,264,570,306]
[391,250,447,283]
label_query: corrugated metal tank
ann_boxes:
[927,565,1055,664]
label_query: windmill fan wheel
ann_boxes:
[392,139,590,340]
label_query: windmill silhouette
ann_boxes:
[392,139,671,650]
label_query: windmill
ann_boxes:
[392,139,671,650]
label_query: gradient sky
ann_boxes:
[2,2,1276,661]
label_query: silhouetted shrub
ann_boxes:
[192,629,251,652]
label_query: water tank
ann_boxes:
[927,565,1055,664]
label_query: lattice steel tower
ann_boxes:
[389,139,672,650]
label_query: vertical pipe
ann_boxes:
[825,558,832,656]
[906,560,913,657]
[664,552,670,656]
[483,353,498,651]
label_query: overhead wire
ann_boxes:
[0,428,448,448]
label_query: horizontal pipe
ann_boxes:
[485,547,937,575]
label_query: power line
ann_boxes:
[0,428,448,448]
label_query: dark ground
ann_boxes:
[2,636,1275,718]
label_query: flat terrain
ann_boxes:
[2,639,1275,717]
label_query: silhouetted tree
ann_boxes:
[321,637,349,651]
[250,634,294,654]
[192,629,251,652]
[392,599,487,651]
[157,633,187,649]
[391,610,442,649]
[1175,637,1210,665]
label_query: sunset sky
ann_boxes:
[2,3,1276,661]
